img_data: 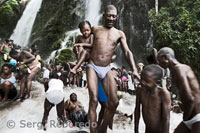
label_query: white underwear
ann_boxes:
[183,113,200,129]
[46,90,64,105]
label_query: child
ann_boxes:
[134,64,171,133]
[71,21,117,74]
[71,21,93,74]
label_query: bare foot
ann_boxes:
[24,94,30,99]
[1,98,8,102]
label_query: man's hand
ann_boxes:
[132,71,140,80]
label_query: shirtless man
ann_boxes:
[157,47,200,133]
[9,49,41,100]
[65,93,88,127]
[87,5,139,133]
[134,64,171,133]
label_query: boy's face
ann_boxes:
[81,24,91,38]
[140,71,157,90]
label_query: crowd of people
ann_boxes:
[0,4,200,133]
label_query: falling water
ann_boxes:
[85,0,101,26]
[9,0,43,47]
[47,0,102,61]
[0,0,183,132]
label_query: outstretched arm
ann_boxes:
[119,31,139,79]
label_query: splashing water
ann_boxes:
[10,0,43,47]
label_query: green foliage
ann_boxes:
[0,0,25,38]
[51,39,62,50]
[149,0,200,81]
[55,49,76,64]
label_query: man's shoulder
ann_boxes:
[174,64,190,74]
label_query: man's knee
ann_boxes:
[108,99,119,110]
[90,97,98,108]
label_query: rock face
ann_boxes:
[30,0,86,58]
[0,0,27,39]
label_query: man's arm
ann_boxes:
[119,31,139,79]
[175,66,195,120]
[134,86,141,133]
[161,88,171,133]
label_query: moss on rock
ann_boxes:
[0,0,27,39]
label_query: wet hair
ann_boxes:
[104,5,117,13]
[142,64,163,81]
[78,21,91,31]
[157,47,175,59]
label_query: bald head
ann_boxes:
[157,47,175,59]
[104,5,117,13]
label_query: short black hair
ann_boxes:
[142,64,163,81]
[158,47,175,59]
[78,21,91,31]
[2,64,11,69]
[104,5,117,13]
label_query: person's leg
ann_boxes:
[192,121,200,133]
[99,71,119,132]
[174,122,190,133]
[56,99,66,124]
[25,67,40,99]
[86,67,99,133]
[97,102,107,128]
[71,50,89,74]
[1,81,13,102]
[19,76,27,98]
[42,99,54,130]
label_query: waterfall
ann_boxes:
[146,25,154,47]
[47,0,102,62]
[85,0,101,26]
[9,0,43,47]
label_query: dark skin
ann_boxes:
[87,7,139,133]
[42,78,66,130]
[11,50,41,99]
[0,66,18,102]
[157,51,200,133]
[134,71,171,133]
[64,93,84,116]
[71,24,93,74]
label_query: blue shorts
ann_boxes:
[98,81,108,102]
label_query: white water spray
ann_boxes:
[10,0,43,47]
